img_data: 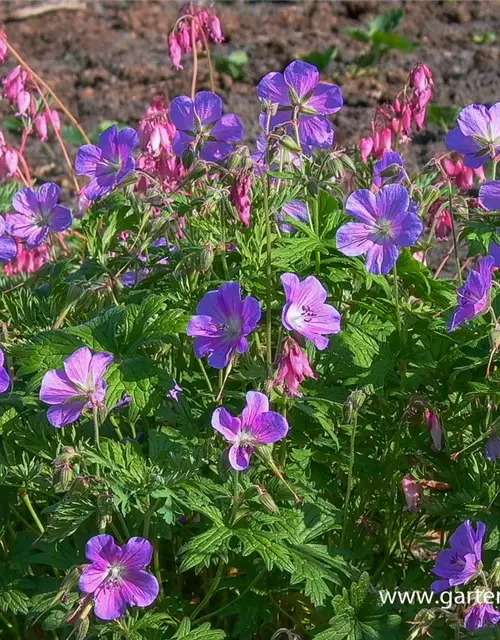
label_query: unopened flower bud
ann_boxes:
[96,492,113,529]
[360,136,373,163]
[199,243,214,272]
[281,135,303,153]
[344,389,366,423]
[402,475,423,511]
[256,484,280,514]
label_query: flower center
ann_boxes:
[374,219,394,241]
[107,564,125,583]
[237,428,255,447]
[222,316,242,339]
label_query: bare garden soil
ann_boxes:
[0,0,499,185]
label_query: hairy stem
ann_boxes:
[448,185,463,285]
[3,38,90,144]
[340,414,357,547]
[20,491,44,535]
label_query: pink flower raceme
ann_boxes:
[79,535,159,621]
[168,3,224,70]
[34,109,61,143]
[170,91,243,162]
[0,131,19,179]
[274,337,317,397]
[428,200,453,241]
[6,183,72,247]
[0,32,8,64]
[424,409,443,451]
[212,391,289,470]
[336,184,423,275]
[136,98,185,193]
[40,347,114,428]
[281,273,341,350]
[257,60,343,152]
[446,103,500,168]
[360,63,434,162]
[230,172,252,227]
[138,97,177,155]
[187,282,261,369]
[4,241,49,276]
[442,157,485,192]
[402,476,423,511]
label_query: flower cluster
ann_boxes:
[136,97,185,193]
[168,2,223,70]
[360,63,434,161]
[257,60,343,153]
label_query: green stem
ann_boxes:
[230,469,240,524]
[493,159,498,181]
[154,543,164,600]
[340,414,357,547]
[190,560,225,620]
[313,197,320,275]
[219,201,230,280]
[93,404,101,477]
[20,491,44,534]
[261,171,273,368]
[196,569,266,624]
[448,185,463,285]
[197,358,213,393]
[143,499,158,539]
[393,262,402,338]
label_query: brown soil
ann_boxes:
[0,0,500,182]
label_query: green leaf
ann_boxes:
[0,182,18,213]
[173,619,226,640]
[369,8,405,33]
[235,530,294,573]
[371,30,415,52]
[179,527,232,572]
[16,332,84,382]
[300,47,337,71]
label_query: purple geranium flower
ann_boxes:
[6,183,72,248]
[446,103,500,168]
[336,184,423,275]
[79,534,159,621]
[464,604,500,631]
[75,125,138,201]
[0,348,10,394]
[448,256,494,332]
[373,151,405,188]
[276,200,310,233]
[40,347,114,428]
[431,520,485,593]
[187,282,261,369]
[257,60,343,152]
[485,436,500,462]
[281,273,341,350]
[479,180,500,212]
[212,390,289,470]
[0,216,17,263]
[170,91,243,162]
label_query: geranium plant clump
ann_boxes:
[2,4,500,640]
